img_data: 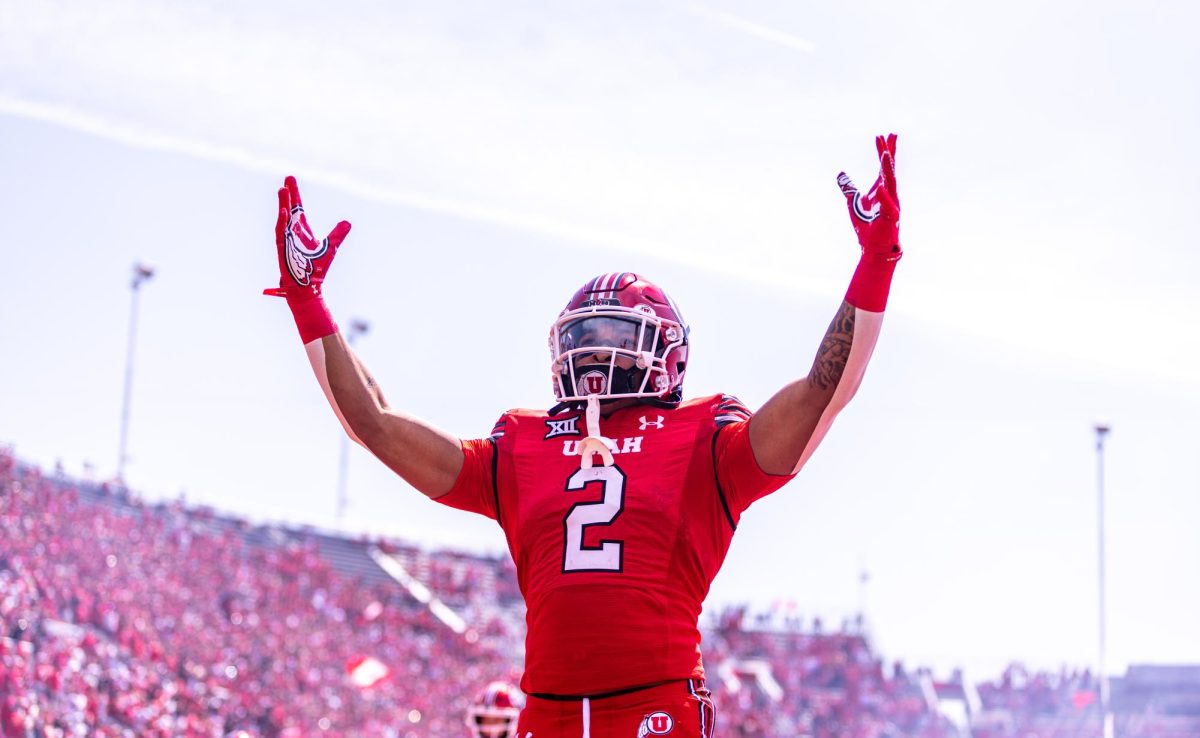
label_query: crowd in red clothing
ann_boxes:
[2,449,1197,738]
[971,664,1200,738]
[0,453,516,738]
[703,609,952,738]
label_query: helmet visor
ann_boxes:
[557,316,658,357]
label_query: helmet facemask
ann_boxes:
[467,708,520,738]
[550,310,685,404]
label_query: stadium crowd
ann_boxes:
[0,452,516,738]
[2,449,1197,737]
[704,609,951,738]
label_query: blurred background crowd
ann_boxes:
[3,449,1197,738]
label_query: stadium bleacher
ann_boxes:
[2,449,1197,737]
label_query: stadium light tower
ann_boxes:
[337,318,370,523]
[1094,422,1113,738]
[117,263,155,482]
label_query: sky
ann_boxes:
[1,0,1198,680]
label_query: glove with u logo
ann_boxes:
[839,134,902,312]
[265,176,352,343]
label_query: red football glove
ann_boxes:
[265,176,352,299]
[839,134,901,260]
[265,176,351,342]
[840,134,902,311]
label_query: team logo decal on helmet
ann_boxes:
[637,711,675,736]
[549,272,690,407]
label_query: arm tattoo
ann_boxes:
[362,370,388,407]
[809,301,856,392]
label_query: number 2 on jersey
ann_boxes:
[562,465,626,572]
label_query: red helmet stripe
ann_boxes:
[601,272,618,297]
[611,272,628,298]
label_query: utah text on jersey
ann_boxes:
[561,436,644,456]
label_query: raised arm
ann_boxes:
[265,177,464,498]
[749,134,901,475]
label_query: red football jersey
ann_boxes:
[435,393,794,696]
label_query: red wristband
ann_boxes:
[285,294,338,344]
[845,253,899,312]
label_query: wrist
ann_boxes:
[285,292,338,344]
[845,250,900,312]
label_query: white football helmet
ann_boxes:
[466,681,524,738]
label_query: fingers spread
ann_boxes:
[876,186,899,219]
[869,134,899,205]
[881,151,898,204]
[326,220,352,250]
[275,206,289,243]
[875,133,898,158]
[837,172,858,197]
[284,175,304,209]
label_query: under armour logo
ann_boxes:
[639,415,664,430]
[544,415,581,439]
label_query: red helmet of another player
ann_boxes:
[549,273,690,406]
[466,681,524,738]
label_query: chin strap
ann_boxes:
[574,395,617,469]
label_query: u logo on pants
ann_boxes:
[517,679,715,738]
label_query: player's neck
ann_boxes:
[599,398,641,417]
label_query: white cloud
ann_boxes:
[684,4,817,53]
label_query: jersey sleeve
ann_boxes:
[712,395,796,517]
[431,415,505,520]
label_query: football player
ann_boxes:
[267,135,902,737]
[467,681,524,738]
